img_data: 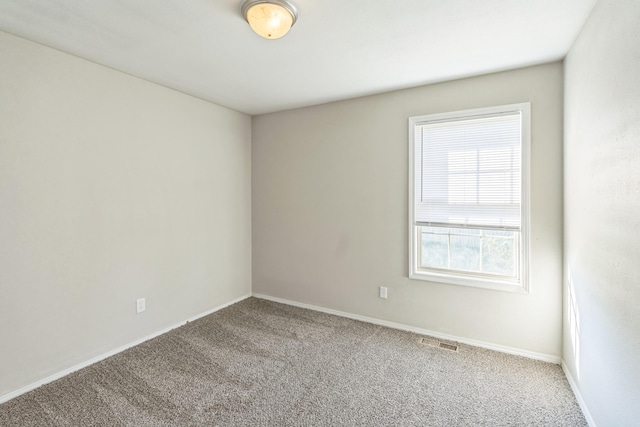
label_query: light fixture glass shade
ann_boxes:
[242,0,298,39]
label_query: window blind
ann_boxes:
[414,112,522,230]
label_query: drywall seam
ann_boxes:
[562,361,597,427]
[0,294,251,405]
[253,293,561,364]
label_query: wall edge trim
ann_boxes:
[0,293,251,404]
[562,361,597,427]
[252,293,561,364]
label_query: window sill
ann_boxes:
[410,270,529,294]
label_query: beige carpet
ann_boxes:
[0,297,587,426]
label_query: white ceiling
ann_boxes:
[0,0,597,115]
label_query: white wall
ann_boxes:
[0,31,251,398]
[252,62,564,359]
[563,0,640,425]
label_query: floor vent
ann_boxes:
[419,337,459,352]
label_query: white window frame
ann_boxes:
[408,103,531,293]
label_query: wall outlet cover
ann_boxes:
[136,298,146,314]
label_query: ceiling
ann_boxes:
[0,0,597,115]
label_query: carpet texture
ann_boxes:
[0,298,587,426]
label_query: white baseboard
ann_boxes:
[0,294,251,405]
[252,293,561,365]
[562,361,597,427]
[1,292,565,406]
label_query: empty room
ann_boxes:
[0,0,638,426]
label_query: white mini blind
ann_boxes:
[414,111,522,230]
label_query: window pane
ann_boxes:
[482,235,515,276]
[484,229,514,237]
[423,226,449,234]
[450,234,481,272]
[421,232,448,268]
[450,227,481,236]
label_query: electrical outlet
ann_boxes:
[379,286,388,299]
[136,298,146,314]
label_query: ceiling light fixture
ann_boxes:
[241,0,299,39]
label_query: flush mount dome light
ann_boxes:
[241,0,299,39]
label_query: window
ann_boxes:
[409,103,530,292]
